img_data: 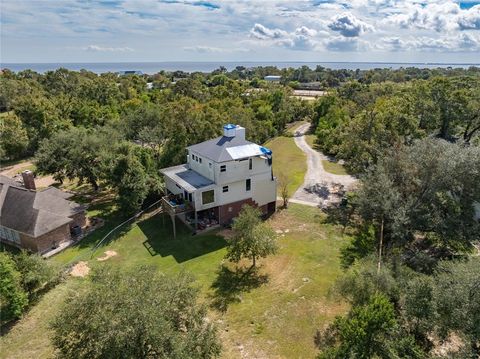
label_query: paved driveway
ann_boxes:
[291,123,357,207]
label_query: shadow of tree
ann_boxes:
[210,265,269,312]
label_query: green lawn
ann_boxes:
[305,134,316,148]
[0,204,349,359]
[321,160,349,175]
[265,136,307,196]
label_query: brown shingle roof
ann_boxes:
[0,177,85,237]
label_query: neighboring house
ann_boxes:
[160,124,276,234]
[264,75,281,82]
[0,173,87,254]
[117,70,143,76]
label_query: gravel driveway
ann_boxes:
[291,123,357,207]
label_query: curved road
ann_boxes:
[291,123,357,207]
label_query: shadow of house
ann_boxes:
[138,214,227,263]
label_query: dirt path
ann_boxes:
[0,160,33,177]
[0,160,56,188]
[291,123,357,207]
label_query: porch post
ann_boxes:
[170,214,176,239]
[194,210,198,234]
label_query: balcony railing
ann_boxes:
[162,195,193,215]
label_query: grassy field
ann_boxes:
[305,134,316,148]
[265,134,307,196]
[321,160,349,176]
[0,204,349,359]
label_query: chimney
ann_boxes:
[235,125,245,140]
[223,124,245,140]
[22,170,36,190]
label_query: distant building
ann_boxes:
[160,124,276,235]
[0,172,87,254]
[117,70,143,76]
[264,75,281,82]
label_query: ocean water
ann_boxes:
[1,61,479,74]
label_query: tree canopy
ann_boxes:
[51,266,221,359]
[225,205,277,268]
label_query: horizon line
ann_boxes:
[2,61,480,66]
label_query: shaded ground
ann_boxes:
[292,123,357,207]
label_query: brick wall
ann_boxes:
[218,198,258,225]
[70,211,87,228]
[19,224,71,254]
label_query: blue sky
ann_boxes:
[1,0,480,63]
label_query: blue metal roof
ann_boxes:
[223,124,236,130]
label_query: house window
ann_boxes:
[249,158,252,170]
[209,162,212,169]
[222,186,229,193]
[199,158,202,164]
[202,190,214,205]
[0,225,20,244]
[246,179,251,191]
[188,193,193,202]
[220,165,226,172]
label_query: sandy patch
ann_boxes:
[70,261,90,277]
[218,229,234,240]
[97,250,118,261]
[34,175,56,188]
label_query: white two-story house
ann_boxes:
[160,124,277,232]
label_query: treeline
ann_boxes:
[314,77,480,357]
[312,76,480,173]
[0,251,60,325]
[316,257,479,358]
[218,65,480,88]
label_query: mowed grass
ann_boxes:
[0,204,349,359]
[265,135,306,196]
[321,160,349,176]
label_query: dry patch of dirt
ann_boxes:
[264,254,296,292]
[97,250,118,261]
[430,333,464,357]
[218,229,234,240]
[70,261,90,277]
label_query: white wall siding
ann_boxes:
[188,150,215,181]
[194,187,218,211]
[217,180,250,206]
[165,177,183,195]
[252,173,277,206]
[215,156,271,185]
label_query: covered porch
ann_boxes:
[160,164,217,237]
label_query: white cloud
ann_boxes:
[384,2,480,32]
[325,36,370,52]
[2,0,480,63]
[84,45,134,52]
[249,23,319,50]
[328,12,374,37]
[457,5,480,30]
[183,46,248,53]
[250,23,289,40]
[379,33,480,52]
